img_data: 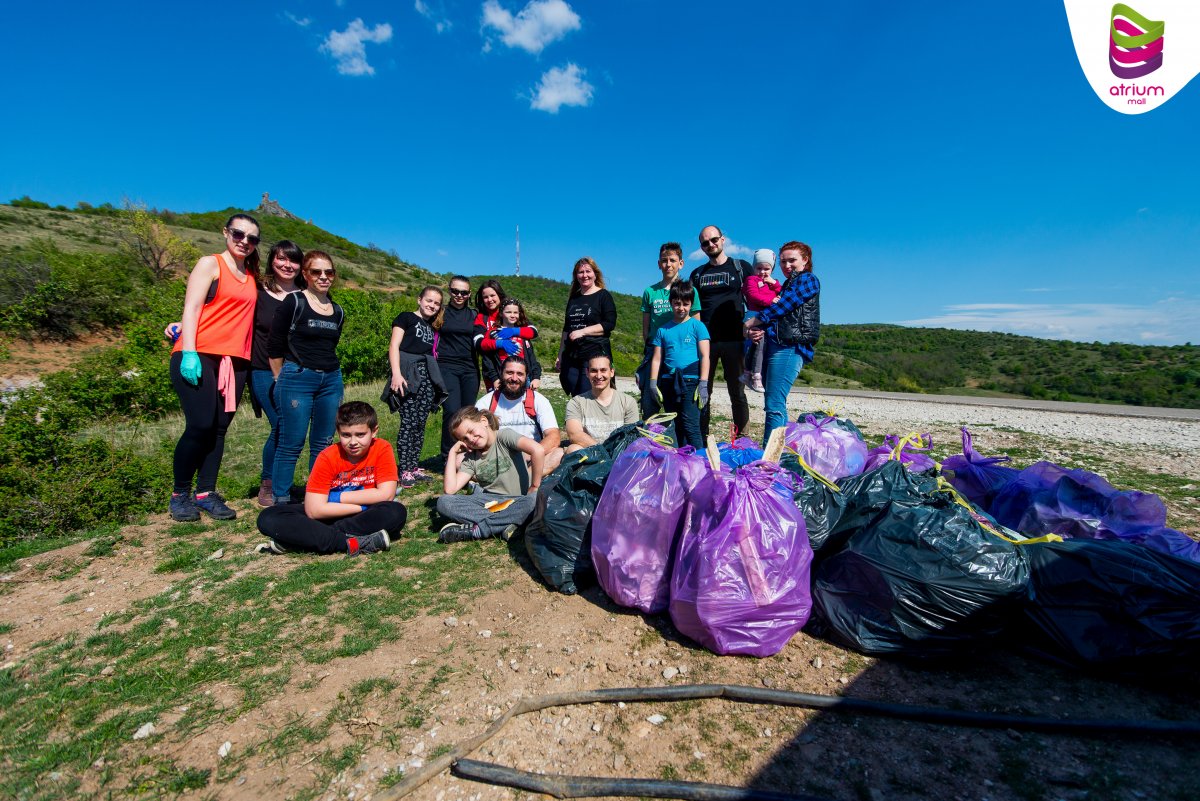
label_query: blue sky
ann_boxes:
[2,1,1197,345]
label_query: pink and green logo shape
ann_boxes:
[1110,4,1165,78]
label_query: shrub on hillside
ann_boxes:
[0,388,165,547]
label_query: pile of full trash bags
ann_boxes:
[521,413,1200,671]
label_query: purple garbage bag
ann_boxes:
[940,427,1019,509]
[669,462,814,656]
[784,415,868,480]
[989,461,1200,563]
[718,437,764,470]
[591,439,709,613]
[863,433,936,474]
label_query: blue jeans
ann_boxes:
[271,362,344,502]
[250,369,281,481]
[659,373,702,450]
[762,340,803,446]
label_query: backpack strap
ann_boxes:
[487,391,499,414]
[287,292,309,366]
[523,388,537,421]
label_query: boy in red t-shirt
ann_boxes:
[256,401,407,556]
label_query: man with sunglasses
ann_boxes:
[689,225,752,439]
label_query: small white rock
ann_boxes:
[479,630,492,638]
[592,722,602,732]
[812,656,823,669]
[207,548,224,561]
[132,722,156,740]
[444,617,459,627]
[646,714,666,726]
[218,741,232,758]
[662,667,679,680]
[411,741,426,755]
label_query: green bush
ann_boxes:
[0,388,166,547]
[8,196,51,210]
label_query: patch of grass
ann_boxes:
[59,591,84,605]
[659,763,681,780]
[0,623,13,635]
[999,751,1044,801]
[83,534,122,558]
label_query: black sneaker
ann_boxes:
[347,529,390,557]
[168,492,200,522]
[255,539,289,555]
[497,524,519,542]
[194,491,236,520]
[438,522,480,543]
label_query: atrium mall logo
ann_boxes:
[1108,4,1163,79]
[1064,0,1199,115]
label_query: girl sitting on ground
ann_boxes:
[436,407,544,544]
[483,298,541,391]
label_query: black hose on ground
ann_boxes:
[375,683,1200,801]
[452,758,833,801]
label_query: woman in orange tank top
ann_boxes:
[168,213,261,522]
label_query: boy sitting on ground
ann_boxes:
[256,401,407,557]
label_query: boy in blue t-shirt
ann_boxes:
[649,281,711,449]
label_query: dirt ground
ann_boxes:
[3,440,1199,801]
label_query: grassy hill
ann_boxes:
[1,198,1197,409]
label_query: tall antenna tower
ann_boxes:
[515,224,521,276]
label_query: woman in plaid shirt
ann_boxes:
[743,241,821,445]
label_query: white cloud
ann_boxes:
[900,298,1200,345]
[415,0,452,33]
[530,63,593,113]
[284,11,311,27]
[482,0,580,54]
[321,18,393,76]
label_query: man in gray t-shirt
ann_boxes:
[565,355,639,452]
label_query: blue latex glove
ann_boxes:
[696,382,710,409]
[328,490,342,503]
[497,339,520,357]
[165,323,181,343]
[180,351,202,386]
[494,326,521,339]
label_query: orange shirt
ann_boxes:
[306,439,398,495]
[173,254,257,359]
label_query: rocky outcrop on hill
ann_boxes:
[255,192,303,222]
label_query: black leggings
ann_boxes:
[170,351,249,495]
[256,502,408,554]
[700,339,750,440]
[438,360,481,456]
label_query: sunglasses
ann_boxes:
[448,288,471,297]
[702,236,721,246]
[227,228,261,247]
[308,268,336,278]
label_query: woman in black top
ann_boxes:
[555,257,617,397]
[388,286,445,488]
[437,275,480,461]
[250,240,304,506]
[268,251,345,505]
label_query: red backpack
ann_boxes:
[487,388,539,428]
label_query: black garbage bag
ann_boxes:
[792,476,849,556]
[524,444,611,595]
[1014,539,1200,672]
[788,461,941,560]
[809,468,1031,656]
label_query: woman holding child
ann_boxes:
[744,241,821,445]
[168,214,261,522]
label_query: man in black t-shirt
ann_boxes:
[689,225,752,439]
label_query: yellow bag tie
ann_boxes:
[782,446,841,493]
[890,431,931,462]
[635,412,678,446]
[934,477,1063,545]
